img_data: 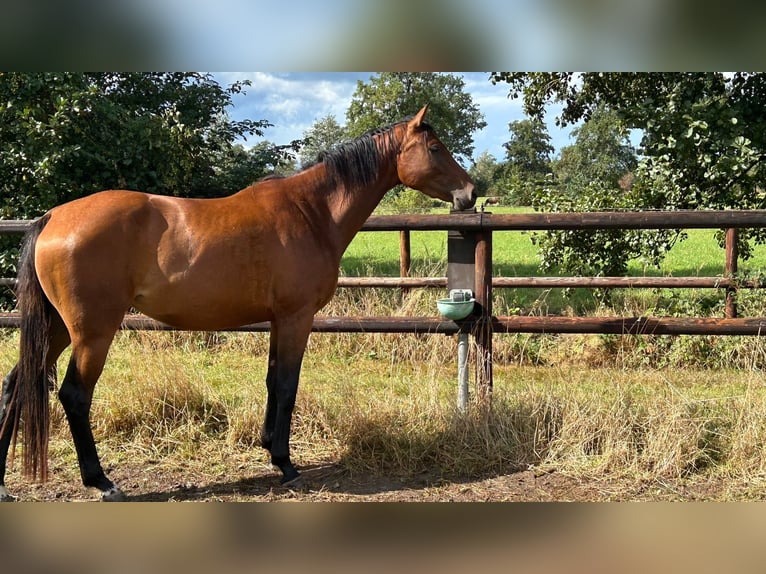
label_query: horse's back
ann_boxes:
[32,187,339,331]
[41,189,179,245]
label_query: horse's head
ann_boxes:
[396,105,476,211]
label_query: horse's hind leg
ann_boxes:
[0,366,19,501]
[0,317,70,501]
[58,332,125,501]
[260,328,279,451]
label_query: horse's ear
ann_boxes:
[411,104,429,128]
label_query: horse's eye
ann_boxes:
[429,144,440,153]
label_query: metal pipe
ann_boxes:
[457,332,469,413]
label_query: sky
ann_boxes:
[4,0,756,69]
[213,72,573,165]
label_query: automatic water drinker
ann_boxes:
[436,289,475,320]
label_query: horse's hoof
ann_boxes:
[101,486,128,502]
[0,486,16,502]
[280,474,306,491]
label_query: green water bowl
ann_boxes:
[436,298,476,320]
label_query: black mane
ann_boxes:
[319,119,419,189]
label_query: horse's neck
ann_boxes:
[325,165,398,253]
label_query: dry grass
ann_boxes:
[3,288,766,499]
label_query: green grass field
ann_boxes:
[345,206,766,278]
[342,206,766,317]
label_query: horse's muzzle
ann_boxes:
[453,184,477,211]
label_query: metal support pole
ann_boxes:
[457,332,470,412]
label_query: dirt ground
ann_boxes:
[5,454,760,502]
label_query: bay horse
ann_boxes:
[0,105,475,501]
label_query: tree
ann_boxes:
[532,106,646,276]
[0,72,286,307]
[504,118,553,177]
[0,72,277,217]
[346,73,486,164]
[299,114,347,168]
[551,105,637,189]
[213,141,299,193]
[491,73,766,209]
[468,151,504,200]
[491,72,766,265]
[503,118,553,205]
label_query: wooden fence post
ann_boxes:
[725,228,738,319]
[399,230,411,278]
[399,229,411,297]
[474,229,493,402]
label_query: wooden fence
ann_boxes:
[3,210,766,397]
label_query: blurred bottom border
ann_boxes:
[0,502,763,574]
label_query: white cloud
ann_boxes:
[213,72,365,147]
[222,72,361,117]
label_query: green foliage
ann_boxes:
[501,118,554,206]
[491,72,766,268]
[500,165,544,207]
[504,118,554,176]
[0,72,275,216]
[299,114,348,168]
[345,73,486,164]
[532,182,652,278]
[381,188,442,214]
[512,73,766,198]
[529,105,665,278]
[467,151,505,199]
[211,141,299,193]
[552,106,637,188]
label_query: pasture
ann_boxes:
[344,205,766,320]
[3,207,766,500]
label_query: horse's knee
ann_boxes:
[58,380,90,418]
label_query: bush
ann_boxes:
[382,187,443,214]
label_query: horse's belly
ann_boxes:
[131,258,336,330]
[132,290,270,331]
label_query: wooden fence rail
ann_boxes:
[3,209,766,396]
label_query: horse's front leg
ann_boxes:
[268,314,313,487]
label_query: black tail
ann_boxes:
[8,214,54,481]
